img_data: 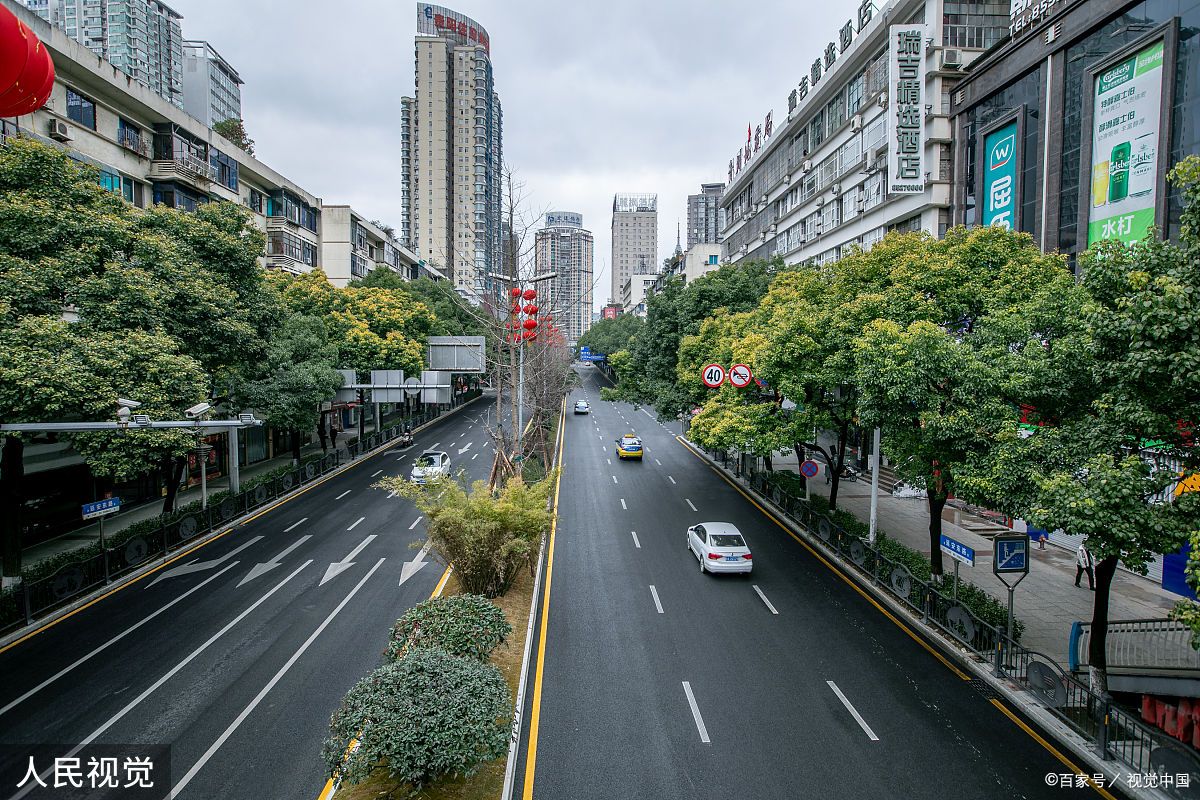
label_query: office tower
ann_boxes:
[21,0,185,108]
[610,193,657,302]
[535,212,594,344]
[181,40,242,128]
[403,4,503,304]
[687,182,724,248]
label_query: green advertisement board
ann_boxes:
[1087,40,1164,246]
[982,121,1018,229]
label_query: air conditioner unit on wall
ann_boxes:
[940,49,963,69]
[850,114,862,132]
[815,196,825,208]
[802,159,813,173]
[878,94,888,110]
[48,119,70,142]
[783,174,791,185]
[831,182,842,197]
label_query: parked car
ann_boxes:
[574,400,590,415]
[410,450,451,484]
[687,522,753,574]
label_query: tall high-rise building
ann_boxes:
[181,40,242,128]
[535,212,594,344]
[20,0,185,108]
[687,182,724,248]
[610,193,657,303]
[399,96,414,249]
[403,4,503,304]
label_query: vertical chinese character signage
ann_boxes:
[887,24,926,194]
[982,121,1018,229]
[1087,40,1164,246]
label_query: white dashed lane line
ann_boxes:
[408,516,422,530]
[753,585,779,615]
[335,490,351,500]
[685,499,697,512]
[347,517,365,531]
[283,518,308,533]
[620,498,627,510]
[649,585,664,614]
[631,531,641,548]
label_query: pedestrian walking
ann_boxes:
[1037,531,1048,550]
[1075,541,1095,590]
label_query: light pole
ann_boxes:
[186,402,213,510]
[487,271,557,455]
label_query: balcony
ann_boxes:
[118,129,150,157]
[149,154,215,187]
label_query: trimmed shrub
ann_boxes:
[387,594,511,662]
[323,648,511,789]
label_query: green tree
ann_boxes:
[576,312,644,359]
[212,118,255,156]
[240,315,344,464]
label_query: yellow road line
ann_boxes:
[1,401,481,655]
[675,436,968,680]
[988,699,1118,800]
[520,396,567,800]
[678,436,1115,798]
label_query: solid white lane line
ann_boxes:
[631,531,641,548]
[682,682,711,744]
[172,558,387,796]
[11,561,313,797]
[620,498,627,510]
[649,585,664,614]
[335,490,352,500]
[370,469,383,477]
[753,585,779,615]
[284,518,308,533]
[827,681,879,741]
[408,516,422,530]
[0,561,242,718]
[668,476,676,484]
[347,516,366,531]
[612,475,618,484]
[686,499,697,512]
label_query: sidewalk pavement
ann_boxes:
[766,448,1178,664]
[21,411,412,572]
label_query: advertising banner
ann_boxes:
[1087,40,1164,246]
[982,121,1019,229]
[887,24,926,195]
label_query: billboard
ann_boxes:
[417,5,490,53]
[982,121,1019,229]
[1087,40,1164,246]
[601,306,619,320]
[427,336,486,373]
[887,24,926,195]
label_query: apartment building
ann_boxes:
[181,39,242,128]
[534,211,594,344]
[610,193,657,302]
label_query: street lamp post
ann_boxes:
[486,271,557,455]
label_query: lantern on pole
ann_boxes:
[0,6,55,118]
[522,288,537,301]
[509,287,522,298]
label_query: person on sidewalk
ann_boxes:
[1037,531,1048,550]
[1075,541,1095,590]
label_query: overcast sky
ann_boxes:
[168,1,849,307]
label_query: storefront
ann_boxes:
[951,0,1200,261]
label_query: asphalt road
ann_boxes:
[0,397,500,799]
[514,366,1116,800]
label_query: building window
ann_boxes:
[66,88,96,129]
[209,148,238,192]
[847,75,865,115]
[98,169,121,195]
[247,188,264,214]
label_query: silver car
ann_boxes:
[410,450,451,484]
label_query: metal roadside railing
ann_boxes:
[0,392,484,637]
[705,446,1200,798]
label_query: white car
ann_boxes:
[687,522,753,574]
[574,400,590,414]
[410,450,451,484]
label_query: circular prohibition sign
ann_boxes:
[701,363,726,388]
[729,363,753,388]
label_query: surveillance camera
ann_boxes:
[184,402,212,419]
[117,398,141,409]
[116,407,131,422]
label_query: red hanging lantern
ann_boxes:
[523,330,537,340]
[522,288,537,301]
[523,304,538,315]
[509,287,522,298]
[522,318,538,330]
[511,303,521,315]
[0,8,53,118]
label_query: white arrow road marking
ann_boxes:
[753,585,779,615]
[237,536,312,587]
[347,516,365,531]
[408,516,423,530]
[631,531,641,548]
[148,537,263,587]
[13,561,312,799]
[171,558,386,797]
[682,682,711,744]
[458,441,473,455]
[399,540,433,586]
[284,518,308,533]
[0,561,241,719]
[335,490,351,500]
[685,499,697,511]
[321,535,377,586]
[827,681,879,741]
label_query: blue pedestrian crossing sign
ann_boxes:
[992,534,1029,575]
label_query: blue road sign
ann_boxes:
[581,353,605,362]
[993,535,1029,574]
[939,534,975,567]
[82,497,121,520]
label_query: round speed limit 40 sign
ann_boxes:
[729,363,753,388]
[701,363,725,388]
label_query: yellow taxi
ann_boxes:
[615,433,644,460]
